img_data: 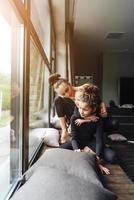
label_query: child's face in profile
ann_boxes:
[78,101,94,119]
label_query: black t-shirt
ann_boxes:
[70,112,103,156]
[54,96,75,123]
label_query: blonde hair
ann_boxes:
[49,73,70,90]
[77,93,97,110]
[75,83,99,101]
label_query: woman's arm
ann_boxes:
[59,117,69,144]
[54,97,69,144]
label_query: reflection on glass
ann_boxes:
[0,2,23,199]
[29,39,46,160]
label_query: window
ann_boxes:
[29,39,46,160]
[0,0,51,198]
[31,0,51,62]
[0,1,24,198]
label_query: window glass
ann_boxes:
[29,39,47,160]
[0,1,23,199]
[31,0,51,62]
[44,66,50,123]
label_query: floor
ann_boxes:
[104,164,134,200]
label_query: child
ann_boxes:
[70,92,117,164]
[60,93,112,174]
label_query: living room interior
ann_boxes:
[1,0,134,199]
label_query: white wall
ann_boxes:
[103,52,134,106]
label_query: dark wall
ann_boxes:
[73,37,103,94]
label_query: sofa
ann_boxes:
[11,148,117,200]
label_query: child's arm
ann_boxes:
[98,164,110,175]
[82,146,110,175]
[96,156,110,175]
[75,119,91,126]
[75,115,99,126]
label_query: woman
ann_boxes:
[49,73,76,144]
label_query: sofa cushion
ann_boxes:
[44,128,60,147]
[108,133,127,141]
[25,148,102,187]
[50,115,61,129]
[11,166,117,200]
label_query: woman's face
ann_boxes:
[55,82,73,98]
[78,101,94,118]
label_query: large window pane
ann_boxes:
[29,39,48,160]
[0,1,23,199]
[31,0,51,62]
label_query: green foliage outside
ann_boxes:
[0,73,11,110]
[0,74,10,127]
[0,111,10,127]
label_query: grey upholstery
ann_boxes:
[11,148,117,200]
[25,148,102,186]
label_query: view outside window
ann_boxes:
[29,39,46,160]
[0,1,24,199]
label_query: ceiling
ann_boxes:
[73,0,134,53]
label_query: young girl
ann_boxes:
[61,93,111,174]
[61,92,117,164]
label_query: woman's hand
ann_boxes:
[60,129,69,144]
[99,102,108,118]
[99,110,107,118]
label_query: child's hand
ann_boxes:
[99,164,110,175]
[82,146,95,153]
[74,149,81,152]
[75,119,84,126]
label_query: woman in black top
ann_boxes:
[49,73,76,144]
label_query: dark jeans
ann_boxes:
[103,117,119,132]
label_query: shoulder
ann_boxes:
[54,96,64,104]
[71,111,81,122]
